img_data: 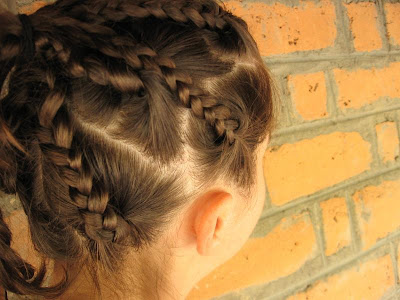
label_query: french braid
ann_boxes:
[23,4,234,245]
[0,0,276,296]
[59,0,229,29]
[0,0,247,249]
[37,0,242,145]
[34,66,132,244]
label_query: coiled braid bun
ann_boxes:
[0,0,278,297]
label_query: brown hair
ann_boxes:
[0,0,279,298]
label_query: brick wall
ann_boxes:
[187,0,400,299]
[7,0,400,299]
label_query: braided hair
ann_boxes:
[0,0,278,297]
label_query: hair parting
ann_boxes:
[0,0,279,297]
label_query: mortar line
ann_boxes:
[261,163,400,220]
[344,189,362,254]
[324,69,341,118]
[312,202,328,267]
[394,111,400,162]
[334,0,353,53]
[263,178,273,211]
[270,231,400,300]
[271,103,400,138]
[376,0,391,52]
[370,117,384,169]
[263,49,400,65]
[279,74,295,128]
[382,286,399,300]
[389,241,400,300]
[392,290,399,300]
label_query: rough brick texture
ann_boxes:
[385,3,400,47]
[375,121,399,164]
[224,0,337,56]
[190,0,400,299]
[3,0,400,300]
[353,180,400,251]
[333,62,400,111]
[287,72,328,121]
[287,255,395,300]
[264,132,371,206]
[344,2,382,52]
[320,197,351,256]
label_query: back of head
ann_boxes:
[0,0,278,298]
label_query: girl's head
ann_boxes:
[0,0,279,298]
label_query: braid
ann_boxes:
[35,66,132,244]
[68,0,229,29]
[0,0,245,251]
[87,0,242,144]
[0,0,275,297]
[97,40,241,144]
[47,4,241,145]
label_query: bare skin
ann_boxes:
[5,134,270,299]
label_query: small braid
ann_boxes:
[1,0,242,250]
[86,0,241,143]
[72,0,229,29]
[35,66,131,244]
[96,39,241,144]
[0,0,276,297]
[44,1,240,144]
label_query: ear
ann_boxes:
[193,191,233,256]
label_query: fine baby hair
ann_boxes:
[0,0,278,298]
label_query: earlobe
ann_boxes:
[194,191,233,256]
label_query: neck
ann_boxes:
[50,252,194,300]
[6,210,203,299]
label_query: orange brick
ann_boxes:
[353,179,400,251]
[320,197,351,256]
[19,1,49,14]
[333,62,400,110]
[187,213,316,300]
[287,72,328,121]
[264,132,371,206]
[345,2,382,52]
[287,255,394,300]
[224,0,336,56]
[385,3,400,47]
[375,121,399,163]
